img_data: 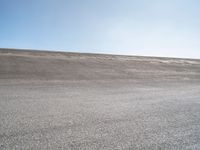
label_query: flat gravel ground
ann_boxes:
[0,49,200,149]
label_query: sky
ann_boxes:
[0,0,200,58]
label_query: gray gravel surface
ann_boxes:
[0,49,200,149]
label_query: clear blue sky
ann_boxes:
[1,0,200,58]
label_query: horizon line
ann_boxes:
[0,47,200,61]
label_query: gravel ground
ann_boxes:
[0,49,200,149]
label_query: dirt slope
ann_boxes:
[0,48,200,82]
[1,48,200,149]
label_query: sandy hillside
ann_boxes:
[0,48,200,149]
